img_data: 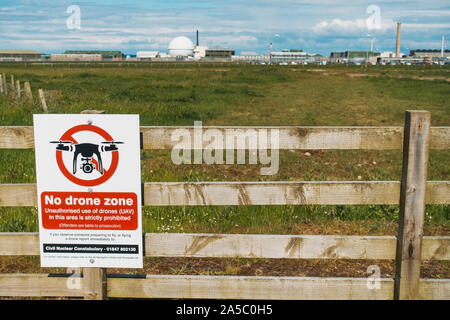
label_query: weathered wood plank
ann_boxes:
[145,233,450,260]
[430,127,450,149]
[0,126,449,150]
[419,279,450,300]
[2,73,7,95]
[145,233,397,259]
[0,126,35,149]
[0,273,84,297]
[0,232,40,255]
[0,273,446,299]
[108,275,450,300]
[15,80,21,98]
[2,232,447,260]
[38,89,47,112]
[0,181,448,207]
[144,181,397,206]
[107,275,394,300]
[142,181,450,206]
[24,81,32,102]
[0,183,37,207]
[141,126,450,150]
[10,75,15,97]
[395,110,430,300]
[83,267,107,300]
[421,236,450,261]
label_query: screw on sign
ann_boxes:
[50,124,124,187]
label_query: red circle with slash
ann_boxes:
[56,124,119,187]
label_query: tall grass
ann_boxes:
[0,63,448,234]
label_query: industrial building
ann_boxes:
[64,50,123,60]
[193,46,208,60]
[0,49,42,61]
[232,52,268,63]
[204,46,235,61]
[270,51,307,63]
[168,36,195,57]
[330,51,380,64]
[50,53,102,61]
[269,50,326,64]
[136,51,159,60]
[409,49,450,58]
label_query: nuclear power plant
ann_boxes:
[1,26,448,65]
[168,36,195,57]
[133,30,235,62]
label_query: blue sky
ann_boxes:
[0,0,449,55]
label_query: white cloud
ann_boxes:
[313,18,396,36]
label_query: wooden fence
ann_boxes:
[0,110,449,299]
[0,72,47,110]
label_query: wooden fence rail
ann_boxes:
[0,181,449,207]
[0,273,448,300]
[0,232,448,260]
[1,126,450,150]
[0,110,448,300]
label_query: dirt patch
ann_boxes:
[346,73,377,78]
[0,256,448,279]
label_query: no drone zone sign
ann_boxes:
[33,114,143,268]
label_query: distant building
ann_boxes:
[409,49,450,58]
[0,49,42,61]
[204,46,235,61]
[330,50,380,64]
[64,50,123,60]
[168,36,195,57]
[330,52,346,63]
[50,54,102,61]
[232,52,269,63]
[380,51,395,58]
[270,51,307,63]
[194,46,208,60]
[136,51,159,60]
[270,50,327,64]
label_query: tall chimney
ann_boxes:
[196,30,199,46]
[396,22,401,57]
[442,36,445,58]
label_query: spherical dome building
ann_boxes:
[168,36,195,57]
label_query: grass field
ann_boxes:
[0,62,449,237]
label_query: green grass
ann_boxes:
[0,62,449,234]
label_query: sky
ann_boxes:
[0,0,449,56]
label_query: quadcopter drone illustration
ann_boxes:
[50,140,124,175]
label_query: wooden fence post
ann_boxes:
[394,110,431,300]
[2,73,6,95]
[24,82,32,102]
[0,74,3,95]
[10,75,15,97]
[15,80,21,98]
[38,89,48,112]
[83,267,107,300]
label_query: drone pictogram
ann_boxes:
[50,140,124,175]
[51,124,123,187]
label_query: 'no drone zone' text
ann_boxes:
[171,121,279,175]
